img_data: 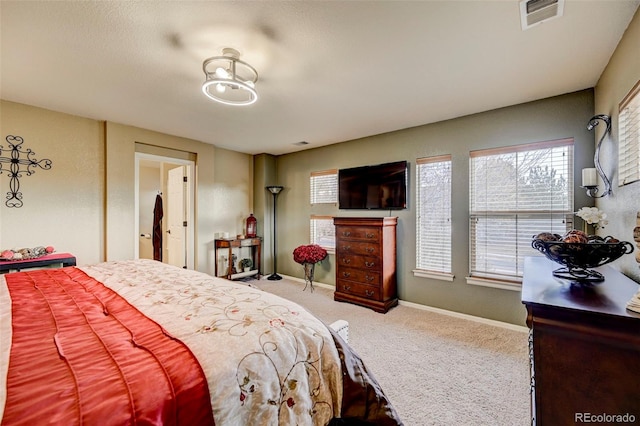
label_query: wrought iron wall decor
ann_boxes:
[582,114,613,198]
[0,135,53,208]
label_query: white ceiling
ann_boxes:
[1,1,638,155]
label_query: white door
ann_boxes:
[167,166,187,268]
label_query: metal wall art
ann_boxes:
[0,135,53,208]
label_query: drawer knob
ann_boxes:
[342,272,351,278]
[342,231,351,237]
[343,245,351,251]
[365,290,374,297]
[343,285,351,291]
[366,233,375,238]
[365,247,374,253]
[365,275,374,282]
[365,261,375,268]
[342,258,351,264]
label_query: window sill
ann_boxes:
[465,276,521,291]
[412,269,454,282]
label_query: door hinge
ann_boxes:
[183,221,188,227]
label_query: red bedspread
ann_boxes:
[2,268,214,426]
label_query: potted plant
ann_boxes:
[239,258,253,272]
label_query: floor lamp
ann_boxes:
[266,185,283,280]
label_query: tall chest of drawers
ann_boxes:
[333,217,398,313]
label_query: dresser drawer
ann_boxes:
[337,255,380,270]
[336,280,380,301]
[337,267,380,285]
[337,241,379,257]
[336,226,380,241]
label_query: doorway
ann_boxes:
[135,153,195,269]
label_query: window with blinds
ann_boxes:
[310,169,338,204]
[310,170,337,251]
[310,215,335,251]
[469,139,573,282]
[619,80,640,186]
[416,155,452,276]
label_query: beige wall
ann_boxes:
[105,122,253,275]
[105,122,214,267]
[253,154,278,275]
[0,101,105,264]
[212,146,255,240]
[594,7,640,282]
[138,164,160,260]
[1,101,254,275]
[273,89,596,325]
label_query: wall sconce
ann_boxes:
[581,114,613,198]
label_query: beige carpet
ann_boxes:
[251,277,531,426]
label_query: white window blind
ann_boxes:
[310,215,335,251]
[469,139,573,282]
[416,155,452,275]
[310,169,338,204]
[619,80,640,186]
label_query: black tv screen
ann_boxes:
[338,161,408,210]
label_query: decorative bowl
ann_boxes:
[531,237,634,282]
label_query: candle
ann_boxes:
[582,168,597,187]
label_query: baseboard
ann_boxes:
[261,273,334,288]
[397,300,528,332]
[271,274,528,333]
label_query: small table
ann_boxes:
[0,252,77,274]
[214,238,261,280]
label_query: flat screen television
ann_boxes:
[338,160,408,210]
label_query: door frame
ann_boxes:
[134,152,196,269]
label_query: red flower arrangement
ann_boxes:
[292,244,328,265]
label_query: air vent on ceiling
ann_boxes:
[520,0,564,30]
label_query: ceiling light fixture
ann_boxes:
[202,48,258,106]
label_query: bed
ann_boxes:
[0,259,402,425]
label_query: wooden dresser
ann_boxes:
[522,257,640,425]
[333,217,398,313]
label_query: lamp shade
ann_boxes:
[266,185,283,195]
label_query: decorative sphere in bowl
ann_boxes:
[531,232,634,281]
